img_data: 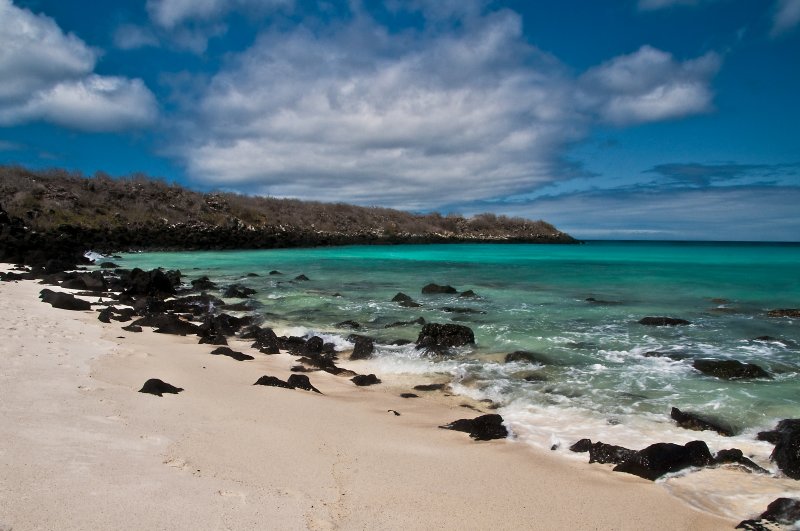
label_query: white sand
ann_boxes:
[0,274,735,530]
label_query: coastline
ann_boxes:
[0,266,735,530]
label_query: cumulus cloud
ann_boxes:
[579,45,720,126]
[167,7,720,208]
[146,0,292,28]
[0,0,158,131]
[771,0,800,37]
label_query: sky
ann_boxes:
[0,0,798,241]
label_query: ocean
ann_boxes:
[117,241,800,519]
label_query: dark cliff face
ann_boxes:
[0,166,576,263]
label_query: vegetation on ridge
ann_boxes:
[0,165,575,249]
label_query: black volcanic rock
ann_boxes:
[692,359,771,380]
[504,351,552,365]
[459,290,478,298]
[191,276,217,290]
[757,419,800,479]
[714,448,768,474]
[413,383,446,391]
[139,378,183,396]
[439,414,508,441]
[349,336,375,360]
[671,407,735,436]
[210,346,254,361]
[400,393,419,398]
[287,374,321,393]
[130,314,199,336]
[351,374,381,386]
[223,284,256,298]
[415,323,475,354]
[392,292,421,308]
[336,320,361,329]
[269,270,282,275]
[613,441,714,481]
[294,274,309,281]
[422,283,458,294]
[588,442,636,465]
[569,438,593,453]
[121,324,142,333]
[385,317,425,328]
[253,375,294,389]
[122,268,179,298]
[248,326,281,354]
[39,289,91,311]
[638,316,691,326]
[767,309,800,318]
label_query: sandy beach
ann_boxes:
[0,272,736,530]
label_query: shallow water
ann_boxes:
[118,241,800,520]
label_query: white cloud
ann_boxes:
[0,0,158,131]
[146,0,292,28]
[113,24,159,50]
[168,10,719,209]
[579,45,720,126]
[771,0,800,37]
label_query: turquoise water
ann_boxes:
[118,242,800,476]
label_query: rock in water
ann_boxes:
[714,449,768,474]
[351,374,381,386]
[588,442,636,465]
[504,351,552,364]
[671,407,734,436]
[415,323,475,354]
[737,498,800,530]
[350,336,375,360]
[139,379,183,396]
[210,347,254,361]
[421,283,458,294]
[767,309,800,318]
[413,383,446,391]
[336,320,361,329]
[392,292,421,307]
[439,414,508,441]
[638,316,691,326]
[253,375,294,389]
[613,441,713,481]
[757,419,800,479]
[287,374,321,393]
[692,359,771,380]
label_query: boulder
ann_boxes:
[392,292,421,308]
[287,374,321,393]
[210,347,254,361]
[253,375,294,389]
[294,274,309,281]
[191,276,217,290]
[714,448,768,474]
[415,323,475,354]
[121,324,142,333]
[336,320,361,329]
[638,317,691,326]
[138,378,183,396]
[351,374,381,386]
[130,314,199,336]
[757,419,800,479]
[692,359,771,380]
[223,284,256,298]
[671,407,734,436]
[39,289,91,311]
[303,336,325,355]
[422,283,457,294]
[736,498,800,530]
[613,441,714,481]
[504,351,552,364]
[569,439,593,453]
[269,270,282,275]
[249,327,281,354]
[122,268,179,298]
[413,383,446,391]
[439,414,508,441]
[459,290,477,298]
[767,309,800,318]
[588,442,636,465]
[350,336,375,361]
[400,393,419,398]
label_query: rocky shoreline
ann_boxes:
[2,253,799,529]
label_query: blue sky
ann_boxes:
[1,0,798,241]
